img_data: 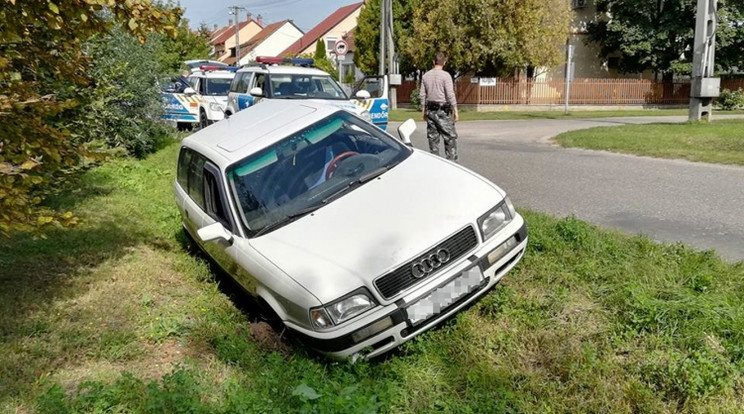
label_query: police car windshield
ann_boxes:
[227,111,411,237]
[270,74,348,100]
[205,78,232,96]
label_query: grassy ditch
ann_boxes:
[390,108,744,122]
[555,119,744,166]
[1,142,743,413]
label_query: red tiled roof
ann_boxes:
[280,2,362,57]
[235,20,300,61]
[212,19,263,45]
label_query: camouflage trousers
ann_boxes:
[426,108,458,162]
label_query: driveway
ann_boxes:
[394,115,744,262]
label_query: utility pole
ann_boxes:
[378,0,386,76]
[379,0,400,108]
[689,0,719,121]
[228,5,246,66]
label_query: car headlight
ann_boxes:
[360,110,371,121]
[478,197,514,241]
[209,102,223,112]
[310,289,376,329]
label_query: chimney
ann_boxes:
[257,14,263,26]
[246,12,252,22]
[228,19,233,26]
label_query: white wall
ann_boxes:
[238,23,303,65]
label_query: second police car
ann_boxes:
[226,57,390,130]
[161,60,236,130]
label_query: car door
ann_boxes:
[352,75,390,130]
[236,72,257,111]
[200,162,246,281]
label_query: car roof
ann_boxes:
[236,65,331,76]
[190,70,236,79]
[182,100,343,168]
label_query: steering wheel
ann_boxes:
[325,151,359,179]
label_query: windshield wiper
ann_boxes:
[358,166,388,183]
[252,204,324,237]
[321,166,389,204]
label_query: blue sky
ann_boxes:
[177,0,358,33]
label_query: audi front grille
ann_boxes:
[374,226,478,300]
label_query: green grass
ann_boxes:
[555,119,744,165]
[1,140,744,413]
[390,108,744,122]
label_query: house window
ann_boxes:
[325,37,337,52]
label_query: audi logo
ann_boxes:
[411,249,451,279]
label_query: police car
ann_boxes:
[161,61,236,130]
[226,57,390,130]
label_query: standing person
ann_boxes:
[420,52,459,162]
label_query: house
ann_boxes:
[210,16,263,62]
[228,20,304,66]
[279,2,363,80]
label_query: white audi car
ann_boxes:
[175,99,527,360]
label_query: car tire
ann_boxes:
[199,110,209,130]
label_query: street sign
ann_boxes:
[334,40,349,56]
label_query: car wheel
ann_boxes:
[199,110,209,129]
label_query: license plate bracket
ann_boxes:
[405,265,485,326]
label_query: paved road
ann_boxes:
[394,115,744,262]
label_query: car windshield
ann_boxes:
[227,111,411,237]
[205,78,232,96]
[270,74,348,100]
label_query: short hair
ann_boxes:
[434,52,446,65]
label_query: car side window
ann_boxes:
[177,148,192,190]
[252,73,267,95]
[198,77,207,95]
[203,165,232,230]
[187,151,206,209]
[238,72,253,93]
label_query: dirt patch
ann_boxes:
[250,322,291,355]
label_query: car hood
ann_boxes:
[308,99,364,115]
[249,151,505,304]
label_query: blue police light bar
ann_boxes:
[290,58,314,66]
[255,56,314,66]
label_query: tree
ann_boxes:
[400,0,570,77]
[587,0,744,80]
[0,0,180,236]
[312,39,338,80]
[354,0,420,75]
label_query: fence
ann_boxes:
[396,77,744,106]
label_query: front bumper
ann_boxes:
[288,219,528,360]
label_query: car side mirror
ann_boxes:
[250,87,264,97]
[355,90,371,100]
[183,87,196,95]
[397,118,415,146]
[197,222,234,245]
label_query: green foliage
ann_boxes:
[304,40,338,81]
[717,88,744,110]
[410,86,422,111]
[155,18,213,75]
[76,27,172,158]
[588,0,744,77]
[354,0,420,75]
[0,0,181,236]
[401,0,570,76]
